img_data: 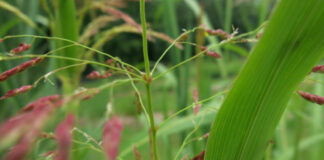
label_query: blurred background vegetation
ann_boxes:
[0,0,323,159]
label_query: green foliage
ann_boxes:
[206,0,324,159]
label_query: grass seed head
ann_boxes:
[10,43,31,54]
[298,91,324,105]
[54,114,74,160]
[0,58,43,82]
[193,90,201,115]
[0,85,33,100]
[86,70,112,79]
[312,65,324,73]
[132,146,141,160]
[191,150,205,160]
[102,116,123,160]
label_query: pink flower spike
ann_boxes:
[54,114,75,160]
[10,43,31,54]
[105,59,114,65]
[298,91,324,105]
[200,46,207,51]
[193,90,201,116]
[191,150,205,160]
[206,51,221,59]
[86,71,112,79]
[133,146,141,160]
[0,57,43,82]
[102,116,123,160]
[312,65,324,73]
[0,85,33,100]
[19,94,62,113]
[203,132,210,138]
[4,133,34,160]
[0,38,3,43]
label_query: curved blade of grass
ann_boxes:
[0,1,38,31]
[54,0,80,94]
[205,0,324,159]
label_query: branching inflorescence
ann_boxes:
[0,3,264,159]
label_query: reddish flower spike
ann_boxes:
[0,58,43,82]
[105,59,114,65]
[193,90,201,116]
[0,38,3,43]
[0,85,33,100]
[298,91,324,105]
[191,150,205,160]
[71,89,101,101]
[204,27,230,39]
[177,33,189,42]
[133,146,141,160]
[206,51,221,59]
[10,43,31,54]
[256,32,263,39]
[200,46,207,51]
[200,46,221,58]
[54,114,75,160]
[312,65,324,73]
[19,95,62,113]
[102,116,123,160]
[203,132,210,138]
[4,131,36,160]
[2,95,63,160]
[86,71,112,79]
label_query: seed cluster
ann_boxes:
[0,58,43,82]
[312,65,324,73]
[0,85,33,100]
[298,91,324,105]
[200,46,222,59]
[10,43,31,54]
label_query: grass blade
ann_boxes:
[205,0,324,159]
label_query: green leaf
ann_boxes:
[205,0,324,159]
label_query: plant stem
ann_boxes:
[146,84,158,160]
[140,0,158,159]
[140,0,150,78]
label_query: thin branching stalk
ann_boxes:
[139,0,158,159]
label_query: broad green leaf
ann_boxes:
[205,0,324,159]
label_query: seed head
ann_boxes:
[204,28,230,39]
[86,70,112,79]
[177,33,189,42]
[102,116,123,160]
[256,32,263,39]
[193,90,201,116]
[0,85,33,100]
[54,114,74,160]
[10,43,31,54]
[298,91,324,105]
[19,95,62,113]
[0,94,63,159]
[71,88,100,101]
[312,65,324,73]
[105,58,114,65]
[191,150,205,160]
[206,51,221,58]
[200,46,221,59]
[0,57,43,82]
[133,146,141,160]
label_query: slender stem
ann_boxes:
[140,0,158,159]
[146,84,158,160]
[140,0,150,78]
